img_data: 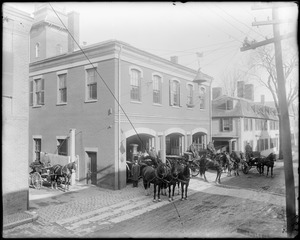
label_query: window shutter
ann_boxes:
[179,84,182,107]
[29,81,33,106]
[229,118,233,131]
[220,119,223,132]
[159,79,162,104]
[41,78,44,105]
[138,77,141,102]
[169,80,173,106]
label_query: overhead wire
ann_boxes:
[48,3,147,150]
[180,2,244,44]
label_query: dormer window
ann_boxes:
[226,99,233,110]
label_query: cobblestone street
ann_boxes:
[3,158,298,238]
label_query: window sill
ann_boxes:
[153,103,162,107]
[56,103,67,106]
[32,105,42,108]
[85,99,98,103]
[171,105,180,108]
[130,100,142,104]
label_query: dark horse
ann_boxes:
[140,162,168,202]
[258,152,276,177]
[199,152,230,184]
[161,158,180,202]
[178,161,191,200]
[51,161,77,191]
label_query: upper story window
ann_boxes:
[86,68,97,101]
[170,80,181,107]
[56,44,63,55]
[57,73,67,104]
[220,118,233,132]
[35,43,40,58]
[153,74,162,104]
[187,84,194,107]
[30,76,44,106]
[130,69,141,102]
[199,86,206,109]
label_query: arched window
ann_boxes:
[199,86,206,109]
[35,43,40,58]
[153,74,162,104]
[169,80,181,106]
[187,84,194,107]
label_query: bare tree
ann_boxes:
[248,39,298,158]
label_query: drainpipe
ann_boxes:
[69,128,76,185]
[118,44,123,190]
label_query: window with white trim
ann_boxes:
[30,77,44,106]
[130,69,141,101]
[86,68,97,100]
[169,80,181,106]
[220,118,233,132]
[187,84,194,107]
[57,138,68,156]
[34,138,41,161]
[199,86,206,109]
[153,74,162,104]
[58,73,67,103]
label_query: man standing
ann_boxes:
[131,160,140,188]
[245,142,253,161]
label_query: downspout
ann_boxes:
[209,80,213,142]
[118,44,123,190]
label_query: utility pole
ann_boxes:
[240,3,296,237]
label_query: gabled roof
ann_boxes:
[212,95,278,120]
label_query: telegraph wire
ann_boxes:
[181,3,244,44]
[213,4,268,40]
[48,3,147,150]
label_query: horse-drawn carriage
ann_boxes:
[241,151,262,174]
[29,160,53,189]
[29,158,77,191]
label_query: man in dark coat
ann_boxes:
[131,160,140,188]
[245,142,253,161]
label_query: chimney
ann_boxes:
[212,87,222,99]
[244,84,254,101]
[68,11,80,52]
[237,81,245,98]
[261,95,265,105]
[170,56,178,64]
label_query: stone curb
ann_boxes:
[3,211,39,230]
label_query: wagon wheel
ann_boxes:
[242,162,250,174]
[31,172,42,189]
[190,161,200,177]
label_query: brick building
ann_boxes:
[2,4,33,215]
[28,4,213,190]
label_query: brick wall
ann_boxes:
[2,4,33,216]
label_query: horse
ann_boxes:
[199,152,229,184]
[51,161,77,191]
[178,161,191,200]
[229,151,245,176]
[140,162,168,202]
[258,153,276,177]
[161,158,180,202]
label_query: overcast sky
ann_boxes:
[7,2,298,102]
